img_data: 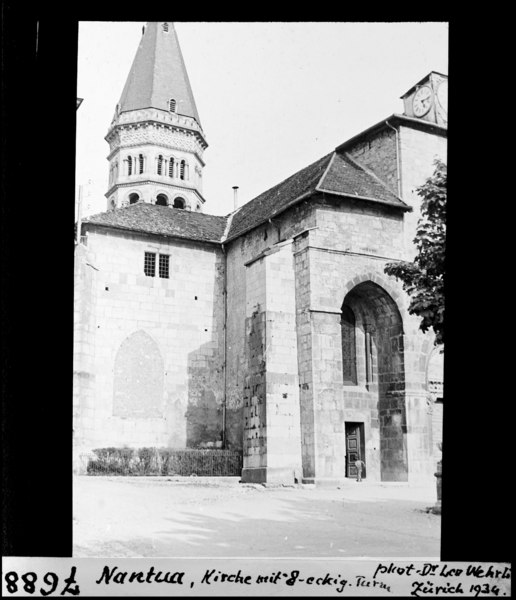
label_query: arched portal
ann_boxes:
[129,193,139,204]
[156,194,168,206]
[173,197,186,209]
[342,281,407,481]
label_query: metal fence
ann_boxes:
[83,447,243,477]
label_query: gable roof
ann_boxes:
[83,203,227,244]
[225,149,409,242]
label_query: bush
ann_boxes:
[87,447,242,477]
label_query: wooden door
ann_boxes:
[345,422,365,478]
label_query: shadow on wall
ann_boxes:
[185,254,243,452]
[343,281,408,482]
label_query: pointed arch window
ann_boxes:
[168,98,176,113]
[168,157,175,178]
[157,155,163,176]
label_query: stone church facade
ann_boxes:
[73,22,447,485]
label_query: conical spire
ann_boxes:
[118,22,201,126]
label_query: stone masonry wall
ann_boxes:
[75,228,225,455]
[346,128,398,196]
[225,201,316,455]
[398,126,447,259]
[291,196,435,482]
[73,244,98,472]
[241,242,303,483]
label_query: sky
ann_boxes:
[76,21,448,217]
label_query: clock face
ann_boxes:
[436,81,448,114]
[412,85,433,117]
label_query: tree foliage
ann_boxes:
[384,159,446,345]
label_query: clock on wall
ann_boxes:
[412,85,433,118]
[436,80,448,114]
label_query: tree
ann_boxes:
[384,158,446,345]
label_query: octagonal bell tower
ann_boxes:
[105,22,208,212]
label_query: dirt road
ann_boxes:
[73,476,440,558]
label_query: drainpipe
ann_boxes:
[221,243,228,449]
[385,120,402,198]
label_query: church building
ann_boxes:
[73,22,447,485]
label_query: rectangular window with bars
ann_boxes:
[144,252,156,277]
[159,254,170,278]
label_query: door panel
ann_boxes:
[345,422,365,478]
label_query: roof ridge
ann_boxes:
[314,151,337,193]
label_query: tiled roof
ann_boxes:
[317,152,408,209]
[227,153,333,241]
[83,203,228,244]
[226,149,408,241]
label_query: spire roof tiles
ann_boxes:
[117,22,201,126]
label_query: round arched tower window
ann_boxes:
[156,194,168,206]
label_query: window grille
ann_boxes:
[157,155,163,175]
[159,254,170,279]
[139,154,144,174]
[180,160,186,180]
[127,156,133,176]
[163,23,169,32]
[169,98,176,112]
[144,252,156,277]
[169,158,174,177]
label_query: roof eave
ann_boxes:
[335,113,447,153]
[82,221,223,246]
[315,186,412,212]
[224,189,316,244]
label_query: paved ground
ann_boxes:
[73,476,440,558]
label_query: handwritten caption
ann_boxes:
[2,561,511,596]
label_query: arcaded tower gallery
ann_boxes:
[74,22,446,485]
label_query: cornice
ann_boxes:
[105,109,208,149]
[105,180,206,204]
